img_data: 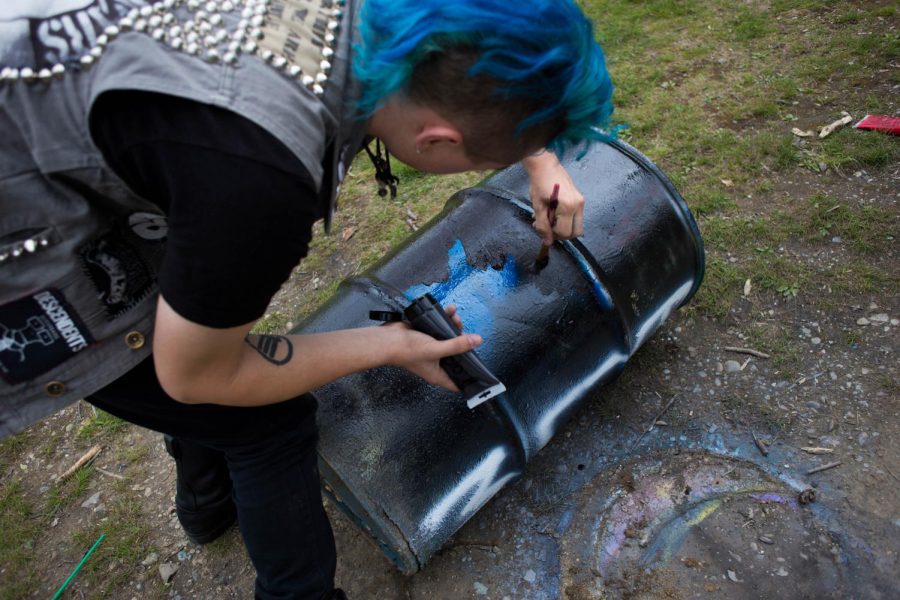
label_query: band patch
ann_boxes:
[80,225,157,320]
[0,289,94,385]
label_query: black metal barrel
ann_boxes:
[291,140,705,573]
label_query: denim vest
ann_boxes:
[0,0,366,437]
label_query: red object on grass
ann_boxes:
[854,114,900,136]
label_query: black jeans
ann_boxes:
[86,356,337,600]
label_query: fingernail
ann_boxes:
[470,334,483,348]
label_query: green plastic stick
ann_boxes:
[51,533,105,600]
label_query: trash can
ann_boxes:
[291,140,705,573]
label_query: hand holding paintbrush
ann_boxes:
[535,183,560,270]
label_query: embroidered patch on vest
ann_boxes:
[80,220,159,320]
[0,289,94,385]
[258,0,343,94]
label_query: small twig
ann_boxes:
[806,461,842,475]
[884,467,900,484]
[631,394,679,450]
[825,204,842,214]
[444,539,498,551]
[751,431,769,456]
[723,346,770,359]
[95,467,125,481]
[800,447,834,455]
[58,445,102,482]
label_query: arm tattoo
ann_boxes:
[245,335,293,366]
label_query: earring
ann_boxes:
[415,146,423,155]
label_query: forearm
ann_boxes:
[153,293,404,406]
[157,325,400,407]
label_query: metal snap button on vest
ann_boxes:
[45,381,66,397]
[125,331,145,349]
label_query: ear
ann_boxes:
[414,122,463,151]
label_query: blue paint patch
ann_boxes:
[405,239,518,355]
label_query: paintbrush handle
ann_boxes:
[547,183,560,229]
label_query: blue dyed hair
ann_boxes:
[354,0,617,159]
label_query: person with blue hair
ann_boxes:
[1,0,614,596]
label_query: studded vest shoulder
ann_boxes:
[0,0,365,438]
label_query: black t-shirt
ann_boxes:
[89,91,320,328]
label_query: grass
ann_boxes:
[76,409,128,441]
[68,485,157,596]
[0,480,42,599]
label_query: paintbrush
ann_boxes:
[535,183,560,270]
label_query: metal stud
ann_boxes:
[186,31,199,43]
[186,42,200,54]
[135,18,147,32]
[149,14,163,28]
[140,5,153,17]
[104,25,120,38]
[80,55,95,68]
[312,83,324,96]
[250,14,264,27]
[38,68,52,81]
[162,13,175,25]
[215,28,228,42]
[205,1,218,13]
[206,48,220,62]
[322,47,334,58]
[325,33,335,44]
[90,46,103,58]
[127,8,140,20]
[288,64,302,77]
[21,67,36,83]
[51,64,66,78]
[169,25,183,38]
[315,72,327,83]
[97,33,109,46]
[250,28,264,40]
[223,51,237,64]
[152,28,166,40]
[272,55,287,69]
[0,253,8,262]
[23,239,37,253]
[327,20,339,31]
[12,245,23,257]
[126,331,146,350]
[119,17,134,30]
[301,75,314,87]
[242,41,257,53]
[170,37,184,49]
[260,49,273,62]
[320,60,331,72]
[210,14,223,26]
[45,381,66,397]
